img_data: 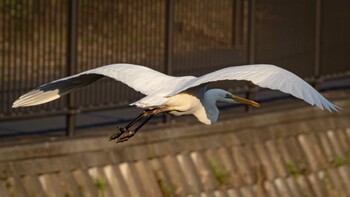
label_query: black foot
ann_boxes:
[109,127,136,143]
[115,130,136,143]
[109,127,128,141]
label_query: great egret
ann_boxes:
[12,64,339,142]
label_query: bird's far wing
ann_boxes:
[12,63,195,108]
[166,64,340,112]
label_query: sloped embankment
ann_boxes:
[0,99,349,196]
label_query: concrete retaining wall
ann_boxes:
[0,100,349,197]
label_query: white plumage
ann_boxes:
[13,63,339,126]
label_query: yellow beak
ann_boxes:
[231,95,260,108]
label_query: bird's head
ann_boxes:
[213,89,260,108]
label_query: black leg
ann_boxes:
[115,113,155,143]
[109,110,149,141]
[134,113,155,132]
[125,109,151,129]
[109,109,155,142]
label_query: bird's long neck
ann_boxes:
[202,89,221,124]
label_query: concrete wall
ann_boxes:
[0,100,349,197]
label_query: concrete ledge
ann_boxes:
[0,99,349,163]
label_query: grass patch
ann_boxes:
[209,160,228,187]
[286,161,299,178]
[154,170,175,197]
[331,156,347,167]
[95,178,107,197]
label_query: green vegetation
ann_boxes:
[95,178,107,197]
[158,178,174,197]
[285,159,310,178]
[286,161,299,178]
[331,155,347,167]
[209,160,228,187]
[154,170,175,197]
[329,148,350,167]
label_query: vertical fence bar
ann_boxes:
[231,0,236,47]
[66,0,78,136]
[247,0,255,65]
[1,0,5,114]
[164,0,174,75]
[314,0,322,89]
[245,0,255,112]
[232,0,242,48]
[163,0,174,123]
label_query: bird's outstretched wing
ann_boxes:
[167,64,340,112]
[12,64,194,108]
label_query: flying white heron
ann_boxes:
[12,64,339,142]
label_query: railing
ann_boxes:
[1,0,350,137]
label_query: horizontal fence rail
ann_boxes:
[0,0,350,136]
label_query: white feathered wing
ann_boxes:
[12,64,194,108]
[165,64,340,112]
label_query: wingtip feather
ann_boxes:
[12,89,61,108]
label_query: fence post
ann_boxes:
[245,0,255,112]
[163,0,174,123]
[247,0,255,65]
[314,0,322,89]
[66,0,78,136]
[165,0,174,76]
[231,0,242,48]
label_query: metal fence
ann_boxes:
[1,0,350,136]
